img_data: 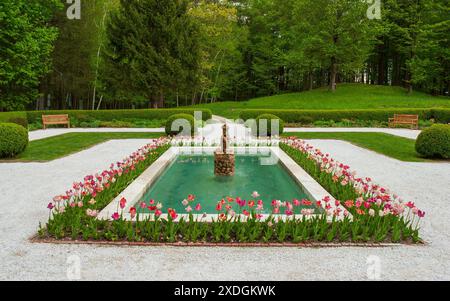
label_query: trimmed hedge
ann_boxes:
[415,124,450,159]
[165,114,196,136]
[240,108,450,124]
[0,112,28,127]
[253,114,285,136]
[0,109,212,128]
[0,123,29,158]
[26,108,212,124]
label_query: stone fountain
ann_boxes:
[214,124,235,176]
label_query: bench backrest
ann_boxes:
[42,114,70,124]
[393,114,419,122]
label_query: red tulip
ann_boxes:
[129,207,137,219]
[168,208,178,220]
[119,197,127,209]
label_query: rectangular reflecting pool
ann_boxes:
[135,149,318,214]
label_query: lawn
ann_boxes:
[186,84,450,119]
[285,132,429,162]
[8,132,163,162]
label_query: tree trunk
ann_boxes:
[378,43,386,85]
[150,94,159,108]
[159,92,164,108]
[199,89,205,104]
[330,58,337,92]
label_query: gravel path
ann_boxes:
[284,127,421,139]
[1,132,449,280]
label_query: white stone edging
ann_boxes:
[98,146,351,222]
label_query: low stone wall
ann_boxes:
[214,151,235,176]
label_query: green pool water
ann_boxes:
[137,152,316,214]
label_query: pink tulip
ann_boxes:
[111,212,120,220]
[406,202,415,209]
[195,203,202,211]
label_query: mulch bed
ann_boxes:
[30,236,425,248]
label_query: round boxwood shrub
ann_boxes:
[0,123,29,158]
[415,124,450,159]
[165,114,196,136]
[253,114,285,136]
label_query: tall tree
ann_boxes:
[299,0,379,92]
[189,0,247,103]
[102,0,200,108]
[43,0,117,110]
[407,0,450,95]
[0,0,62,111]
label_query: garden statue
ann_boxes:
[214,124,235,176]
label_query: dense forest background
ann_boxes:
[0,0,449,111]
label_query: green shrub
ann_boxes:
[0,112,28,127]
[165,114,196,136]
[252,114,284,136]
[415,124,450,159]
[99,120,134,128]
[25,108,212,125]
[239,108,450,124]
[431,108,450,124]
[0,123,29,158]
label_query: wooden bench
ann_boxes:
[388,114,419,129]
[42,114,70,129]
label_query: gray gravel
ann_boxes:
[0,137,449,280]
[284,127,421,139]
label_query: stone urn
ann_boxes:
[214,124,235,176]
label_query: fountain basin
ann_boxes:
[98,147,339,220]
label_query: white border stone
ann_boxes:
[98,146,350,221]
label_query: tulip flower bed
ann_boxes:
[37,137,425,245]
[38,138,170,240]
[279,138,425,243]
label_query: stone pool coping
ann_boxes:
[97,147,350,222]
